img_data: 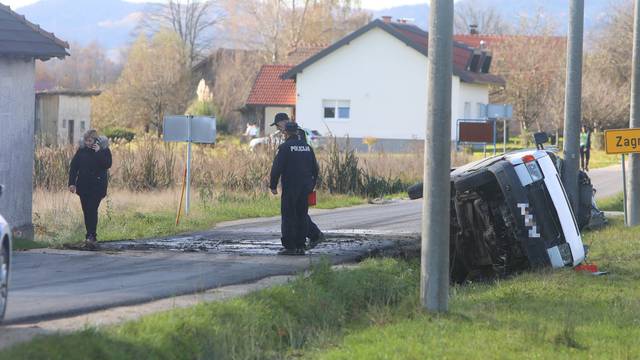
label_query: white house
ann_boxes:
[0,3,68,237]
[282,17,505,151]
[35,90,101,146]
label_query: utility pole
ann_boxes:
[421,0,453,312]
[628,0,640,226]
[562,0,584,211]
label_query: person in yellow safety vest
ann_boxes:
[579,125,591,172]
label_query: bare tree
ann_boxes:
[455,0,511,35]
[35,41,121,90]
[490,12,565,137]
[580,0,633,131]
[139,0,224,67]
[93,31,192,136]
[222,0,370,63]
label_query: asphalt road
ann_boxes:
[5,200,422,324]
[2,166,620,325]
[589,164,622,200]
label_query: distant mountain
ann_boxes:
[371,0,611,34]
[15,0,152,57]
[13,0,616,62]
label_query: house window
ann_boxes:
[477,103,485,118]
[464,102,471,118]
[323,100,351,120]
[62,119,66,128]
[80,121,86,131]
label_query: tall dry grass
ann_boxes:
[34,137,474,199]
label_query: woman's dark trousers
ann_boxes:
[80,194,103,238]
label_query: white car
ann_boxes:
[249,128,321,151]
[0,185,11,322]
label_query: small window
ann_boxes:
[464,102,471,118]
[80,121,86,131]
[477,103,484,117]
[324,106,336,119]
[62,119,66,128]
[323,100,350,120]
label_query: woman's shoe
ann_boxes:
[85,235,98,250]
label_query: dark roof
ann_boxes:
[283,19,505,86]
[0,3,69,60]
[36,89,102,97]
[246,65,296,106]
[453,34,566,50]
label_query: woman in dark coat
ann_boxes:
[68,130,112,247]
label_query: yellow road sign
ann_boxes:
[604,128,640,154]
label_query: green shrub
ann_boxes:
[103,127,136,142]
[186,100,217,117]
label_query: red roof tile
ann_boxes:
[246,65,296,106]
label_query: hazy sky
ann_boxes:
[5,0,429,11]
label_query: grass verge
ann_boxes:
[310,217,640,359]
[4,219,640,359]
[597,192,623,212]
[0,259,419,359]
[33,189,365,247]
[12,237,48,251]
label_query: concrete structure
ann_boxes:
[0,3,68,236]
[35,90,101,146]
[282,18,504,149]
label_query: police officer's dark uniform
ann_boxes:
[270,113,325,248]
[270,122,319,255]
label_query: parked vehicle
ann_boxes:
[0,185,11,322]
[249,128,321,151]
[408,146,593,283]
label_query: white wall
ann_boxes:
[295,28,428,140]
[294,27,491,140]
[454,82,490,139]
[57,95,92,146]
[0,58,35,232]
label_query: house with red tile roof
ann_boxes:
[245,64,296,135]
[246,17,505,148]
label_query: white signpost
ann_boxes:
[484,104,513,154]
[163,115,216,216]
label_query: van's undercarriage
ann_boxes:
[449,179,530,283]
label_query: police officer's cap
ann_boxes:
[270,112,290,126]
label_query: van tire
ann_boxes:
[407,183,423,199]
[454,169,494,193]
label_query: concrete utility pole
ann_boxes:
[628,0,640,226]
[421,0,453,312]
[562,0,584,211]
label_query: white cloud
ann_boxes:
[361,0,427,10]
[98,12,144,28]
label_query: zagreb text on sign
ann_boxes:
[604,128,640,154]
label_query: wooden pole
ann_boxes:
[176,163,187,225]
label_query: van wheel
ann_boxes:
[0,238,8,322]
[454,169,494,193]
[407,182,423,199]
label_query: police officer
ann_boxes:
[270,113,325,249]
[270,122,319,255]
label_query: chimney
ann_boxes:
[381,16,392,23]
[469,24,479,35]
